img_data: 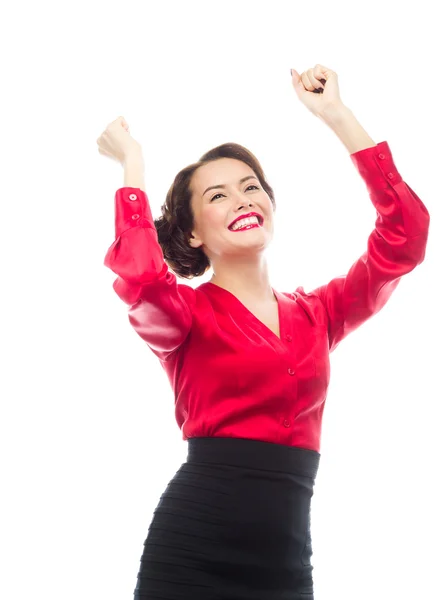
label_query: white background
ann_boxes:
[1,1,447,599]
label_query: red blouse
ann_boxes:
[104,141,430,452]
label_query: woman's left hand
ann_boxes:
[291,65,346,119]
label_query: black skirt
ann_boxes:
[133,436,321,600]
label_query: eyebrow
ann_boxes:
[202,175,258,197]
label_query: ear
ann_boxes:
[188,231,203,249]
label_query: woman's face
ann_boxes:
[188,158,275,260]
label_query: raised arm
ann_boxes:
[103,148,195,361]
[308,112,430,352]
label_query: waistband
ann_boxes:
[187,436,320,479]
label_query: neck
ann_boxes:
[209,259,275,303]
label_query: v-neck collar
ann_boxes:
[200,281,284,344]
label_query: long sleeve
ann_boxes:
[309,141,430,353]
[104,187,195,360]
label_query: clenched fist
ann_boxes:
[291,65,345,119]
[97,116,142,165]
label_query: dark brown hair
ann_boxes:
[153,142,276,280]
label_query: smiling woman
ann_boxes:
[102,113,430,600]
[152,142,276,279]
[101,58,432,598]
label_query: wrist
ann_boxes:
[123,149,146,191]
[123,147,144,164]
[318,103,352,127]
[318,105,376,154]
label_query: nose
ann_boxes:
[235,197,253,210]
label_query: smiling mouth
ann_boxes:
[228,216,263,231]
[229,222,261,232]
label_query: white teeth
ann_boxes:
[230,216,260,231]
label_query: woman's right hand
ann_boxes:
[97,116,142,165]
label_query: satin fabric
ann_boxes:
[104,141,430,453]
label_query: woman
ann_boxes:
[97,65,430,599]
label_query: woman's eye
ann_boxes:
[211,185,259,202]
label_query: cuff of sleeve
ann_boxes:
[350,141,403,190]
[114,187,155,237]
